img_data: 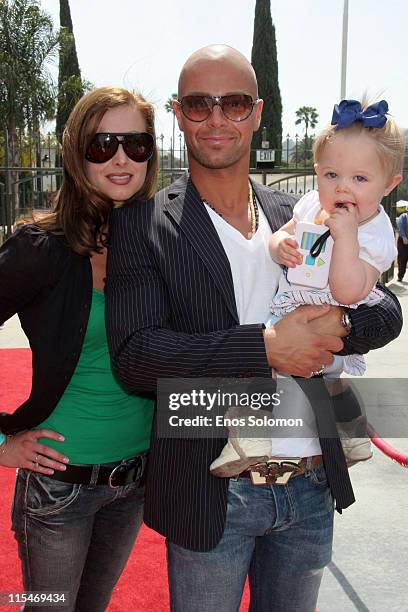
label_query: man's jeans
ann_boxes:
[12,468,145,612]
[167,464,334,612]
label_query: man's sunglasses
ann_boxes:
[178,94,258,123]
[85,132,154,164]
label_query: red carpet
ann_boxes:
[0,349,250,610]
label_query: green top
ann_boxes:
[37,289,154,463]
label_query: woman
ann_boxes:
[0,87,158,611]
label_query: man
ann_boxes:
[396,206,408,282]
[106,46,402,611]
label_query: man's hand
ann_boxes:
[263,305,344,377]
[0,429,69,475]
[307,305,347,337]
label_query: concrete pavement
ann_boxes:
[1,276,407,611]
[317,276,408,612]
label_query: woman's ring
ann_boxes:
[33,454,39,468]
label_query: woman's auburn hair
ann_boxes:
[36,87,158,256]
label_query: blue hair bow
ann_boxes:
[331,99,388,130]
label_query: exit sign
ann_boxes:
[256,149,275,162]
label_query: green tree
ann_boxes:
[291,134,315,167]
[295,106,318,142]
[165,93,178,169]
[295,106,318,163]
[251,0,282,160]
[55,0,83,142]
[398,175,408,201]
[0,0,59,216]
[0,0,58,141]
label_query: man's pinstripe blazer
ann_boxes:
[106,172,402,552]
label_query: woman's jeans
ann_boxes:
[167,464,334,612]
[12,467,145,612]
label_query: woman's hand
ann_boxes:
[0,430,69,475]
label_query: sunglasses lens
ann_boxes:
[221,95,254,121]
[86,133,154,164]
[123,133,154,162]
[181,96,211,122]
[180,95,254,122]
[86,134,118,163]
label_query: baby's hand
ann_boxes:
[325,204,358,241]
[273,235,303,268]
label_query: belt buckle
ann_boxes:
[249,458,302,486]
[108,464,123,489]
[108,456,145,489]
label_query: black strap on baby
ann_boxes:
[309,229,331,259]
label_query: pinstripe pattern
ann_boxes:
[342,282,402,354]
[106,172,402,551]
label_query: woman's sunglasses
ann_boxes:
[85,132,154,164]
[177,94,258,123]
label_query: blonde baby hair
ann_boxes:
[314,97,405,179]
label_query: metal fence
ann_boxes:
[1,134,407,278]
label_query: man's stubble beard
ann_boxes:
[186,142,248,171]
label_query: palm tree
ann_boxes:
[0,0,59,217]
[295,106,318,160]
[165,93,178,169]
[295,106,318,139]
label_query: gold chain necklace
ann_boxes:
[202,182,259,237]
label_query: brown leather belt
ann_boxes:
[239,454,323,485]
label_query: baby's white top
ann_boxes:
[293,190,397,273]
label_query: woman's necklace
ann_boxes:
[202,182,259,236]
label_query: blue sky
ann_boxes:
[39,0,408,145]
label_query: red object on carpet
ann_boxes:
[0,348,250,610]
[367,422,408,468]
